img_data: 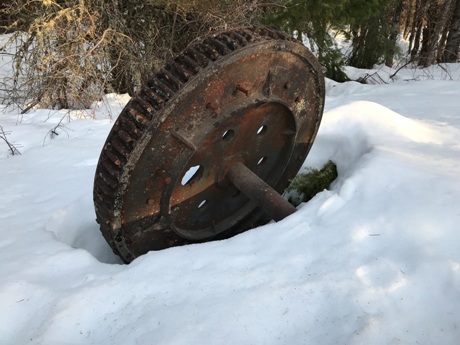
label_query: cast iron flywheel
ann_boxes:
[93,27,325,263]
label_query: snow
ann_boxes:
[1,61,460,344]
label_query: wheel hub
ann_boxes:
[166,100,296,240]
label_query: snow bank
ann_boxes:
[1,65,460,344]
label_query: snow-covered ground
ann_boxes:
[1,61,460,344]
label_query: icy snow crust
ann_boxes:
[1,65,460,344]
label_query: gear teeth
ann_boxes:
[101,158,121,178]
[95,177,116,198]
[184,47,209,68]
[265,28,292,40]
[239,29,256,42]
[165,62,192,83]
[207,38,231,55]
[105,149,125,166]
[227,31,248,46]
[147,80,172,101]
[131,99,154,121]
[217,34,240,50]
[95,178,115,199]
[139,89,163,110]
[128,107,150,127]
[94,204,111,224]
[196,43,220,61]
[97,165,118,190]
[94,188,114,212]
[110,136,130,156]
[176,54,201,74]
[158,70,182,91]
[118,116,140,138]
[134,97,156,116]
[118,129,136,149]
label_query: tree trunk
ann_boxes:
[403,0,414,40]
[418,0,450,67]
[437,0,455,61]
[348,25,368,67]
[409,0,429,60]
[444,0,460,62]
[386,0,404,66]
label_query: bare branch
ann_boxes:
[0,125,21,155]
[389,61,412,80]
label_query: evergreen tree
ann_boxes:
[265,0,401,78]
[345,0,399,68]
[264,0,350,81]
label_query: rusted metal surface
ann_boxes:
[93,27,325,263]
[227,162,297,221]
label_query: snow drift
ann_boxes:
[1,66,460,344]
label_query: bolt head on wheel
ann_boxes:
[93,27,325,263]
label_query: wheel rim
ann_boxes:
[93,27,325,262]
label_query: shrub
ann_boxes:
[286,160,338,206]
[0,0,282,111]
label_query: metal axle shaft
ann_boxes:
[227,162,297,221]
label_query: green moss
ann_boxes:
[286,160,338,206]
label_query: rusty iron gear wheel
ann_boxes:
[93,27,325,263]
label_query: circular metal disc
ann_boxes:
[93,27,325,263]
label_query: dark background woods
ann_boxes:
[1,0,459,110]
